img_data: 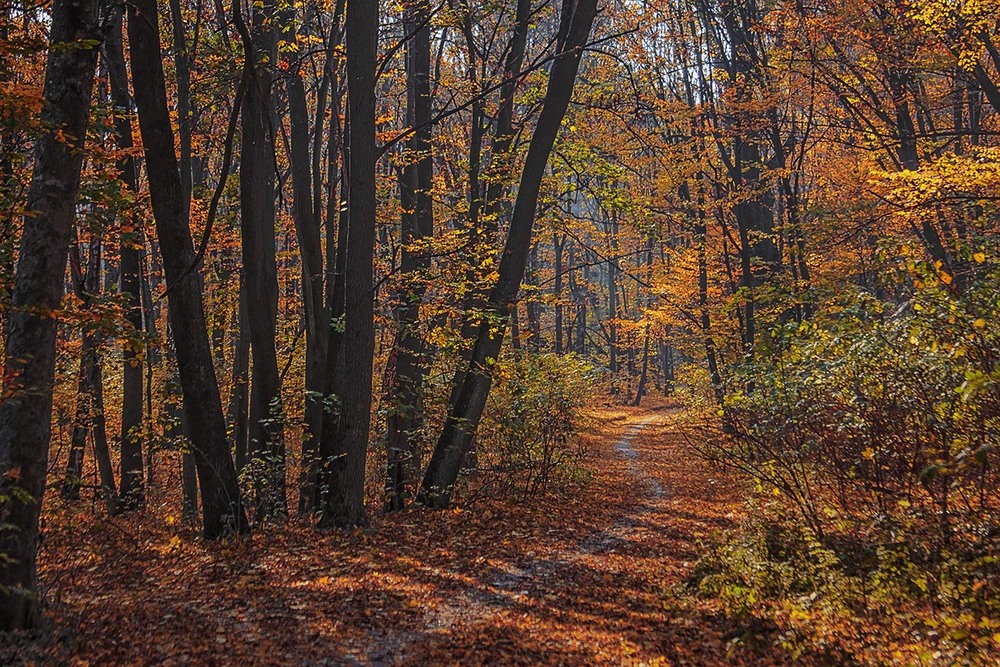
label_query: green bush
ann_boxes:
[689,251,1000,662]
[472,351,598,500]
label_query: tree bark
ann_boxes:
[386,0,434,510]
[238,0,286,521]
[318,0,378,528]
[279,0,327,517]
[0,0,101,630]
[107,1,145,510]
[128,0,248,538]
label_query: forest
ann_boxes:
[0,0,998,663]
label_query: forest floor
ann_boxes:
[5,402,819,666]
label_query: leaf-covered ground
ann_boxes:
[7,404,813,665]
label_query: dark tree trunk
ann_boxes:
[417,0,598,508]
[279,0,327,517]
[239,0,286,521]
[311,122,349,516]
[229,279,251,472]
[107,1,145,511]
[318,0,378,528]
[62,241,119,513]
[606,249,618,374]
[128,0,248,538]
[449,0,532,405]
[181,417,199,521]
[632,325,651,406]
[301,82,346,514]
[553,233,564,353]
[695,178,725,406]
[526,243,541,351]
[386,0,434,511]
[0,0,101,630]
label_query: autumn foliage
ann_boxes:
[0,0,998,663]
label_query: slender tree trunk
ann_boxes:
[229,280,251,471]
[632,325,651,406]
[128,0,248,538]
[526,243,541,351]
[61,347,89,502]
[238,0,286,520]
[0,0,101,630]
[106,1,145,510]
[695,178,725,406]
[279,0,327,517]
[554,233,564,353]
[418,0,598,508]
[606,246,618,374]
[181,417,199,521]
[312,121,349,515]
[386,0,434,510]
[318,0,378,528]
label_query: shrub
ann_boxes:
[471,351,597,500]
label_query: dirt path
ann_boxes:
[357,415,665,665]
[352,406,754,666]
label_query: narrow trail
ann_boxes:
[366,415,662,663]
[352,406,749,666]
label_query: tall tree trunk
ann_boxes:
[238,0,286,520]
[632,325,651,406]
[417,0,598,508]
[449,0,532,406]
[107,1,145,510]
[318,0,378,528]
[311,118,349,515]
[62,240,119,512]
[128,0,248,538]
[695,176,725,406]
[526,242,541,351]
[0,0,101,630]
[279,0,327,517]
[386,0,434,511]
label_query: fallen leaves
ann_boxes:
[1,401,860,665]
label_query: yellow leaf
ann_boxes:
[973,252,986,263]
[973,318,986,330]
[862,447,875,460]
[938,270,953,285]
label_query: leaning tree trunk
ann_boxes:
[417,0,599,508]
[0,0,101,630]
[448,0,533,409]
[318,0,378,528]
[128,0,248,538]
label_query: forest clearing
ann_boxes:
[1,0,999,663]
